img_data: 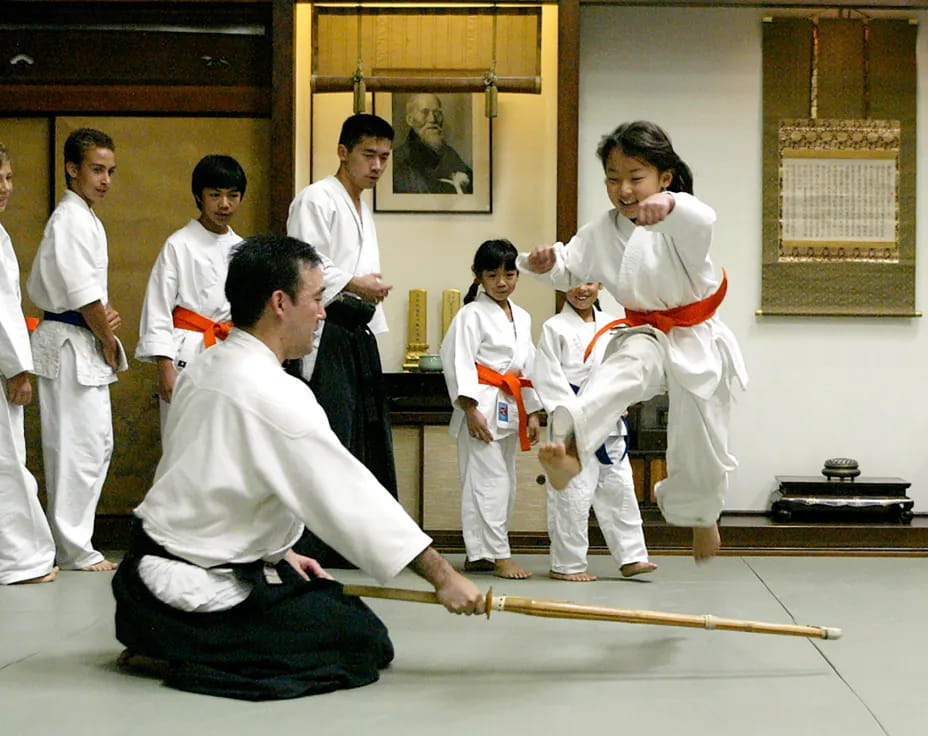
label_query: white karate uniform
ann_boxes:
[134,329,431,611]
[0,223,56,584]
[440,292,542,561]
[518,193,748,527]
[135,219,241,437]
[287,175,386,379]
[533,304,648,573]
[26,190,122,569]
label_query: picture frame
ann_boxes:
[373,92,491,213]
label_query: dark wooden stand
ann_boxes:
[772,476,914,524]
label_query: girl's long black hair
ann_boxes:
[596,120,694,195]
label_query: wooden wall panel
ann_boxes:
[7,116,272,513]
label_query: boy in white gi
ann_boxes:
[440,239,543,580]
[533,281,657,582]
[26,128,125,572]
[0,143,57,585]
[136,155,246,440]
[523,121,747,562]
[112,234,484,700]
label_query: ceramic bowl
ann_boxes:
[418,354,443,372]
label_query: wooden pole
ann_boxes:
[341,584,842,640]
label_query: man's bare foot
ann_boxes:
[494,559,532,579]
[620,561,658,578]
[464,559,495,572]
[13,566,58,584]
[82,559,118,572]
[117,649,169,677]
[538,439,581,491]
[693,524,721,563]
[549,570,597,582]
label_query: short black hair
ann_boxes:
[191,155,247,208]
[226,234,322,328]
[64,128,114,185]
[338,114,394,151]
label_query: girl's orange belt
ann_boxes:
[475,363,534,451]
[172,306,232,347]
[583,270,728,361]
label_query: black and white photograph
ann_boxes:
[374,92,491,213]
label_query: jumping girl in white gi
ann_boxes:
[136,155,246,440]
[534,281,657,581]
[0,143,57,584]
[523,121,747,562]
[440,240,543,579]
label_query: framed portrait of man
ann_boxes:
[373,92,492,213]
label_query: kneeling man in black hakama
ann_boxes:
[112,234,484,700]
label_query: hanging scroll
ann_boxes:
[761,18,917,317]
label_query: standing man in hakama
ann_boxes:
[286,114,397,566]
[0,142,57,585]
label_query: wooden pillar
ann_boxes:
[556,0,580,245]
[270,0,296,233]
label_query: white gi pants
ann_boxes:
[457,431,519,561]
[547,434,648,574]
[0,395,56,584]
[550,330,736,528]
[38,343,112,569]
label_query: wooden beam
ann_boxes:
[0,85,270,115]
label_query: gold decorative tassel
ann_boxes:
[352,69,366,114]
[484,71,498,119]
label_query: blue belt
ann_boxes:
[570,383,628,465]
[43,310,90,330]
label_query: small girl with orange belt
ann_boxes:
[440,239,543,579]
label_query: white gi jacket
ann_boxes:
[135,329,431,589]
[0,223,33,380]
[533,304,616,412]
[519,193,747,399]
[287,175,387,335]
[440,292,542,441]
[26,190,124,385]
[136,219,240,367]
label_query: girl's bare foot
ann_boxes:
[549,570,597,582]
[538,440,581,490]
[13,566,58,584]
[620,561,658,578]
[494,559,532,579]
[464,559,495,572]
[82,559,118,572]
[692,524,721,562]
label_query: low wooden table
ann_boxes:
[771,475,914,523]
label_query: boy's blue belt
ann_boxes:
[43,310,90,330]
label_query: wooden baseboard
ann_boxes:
[95,512,928,557]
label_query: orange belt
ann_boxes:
[25,316,39,332]
[584,270,728,361]
[476,363,534,451]
[172,306,232,348]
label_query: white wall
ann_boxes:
[295,5,560,371]
[580,6,928,512]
